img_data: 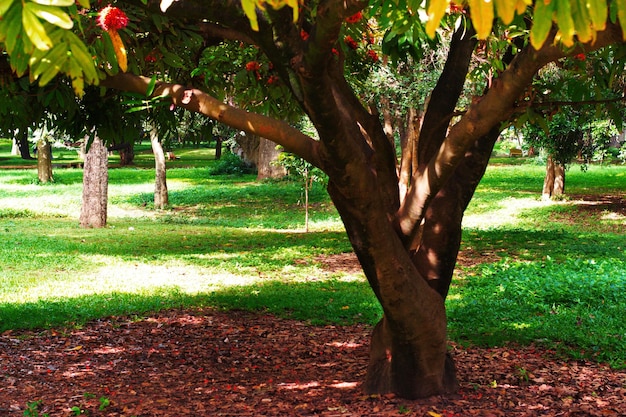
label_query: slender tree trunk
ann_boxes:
[80,136,108,228]
[553,163,565,196]
[14,129,34,159]
[215,136,223,160]
[150,127,169,209]
[37,139,53,183]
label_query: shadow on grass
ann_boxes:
[0,279,382,333]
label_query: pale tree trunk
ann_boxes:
[257,137,286,180]
[553,163,565,196]
[80,136,108,228]
[150,127,169,209]
[37,139,53,183]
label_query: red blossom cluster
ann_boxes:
[345,11,363,24]
[300,30,309,41]
[448,2,466,14]
[245,61,261,71]
[366,49,379,62]
[344,35,359,50]
[144,54,157,63]
[574,53,586,61]
[97,5,128,31]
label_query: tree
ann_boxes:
[2,0,626,399]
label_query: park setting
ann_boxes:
[1,0,626,415]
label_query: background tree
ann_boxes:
[2,0,626,399]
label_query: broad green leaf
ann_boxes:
[425,0,449,38]
[530,0,556,49]
[31,43,68,83]
[570,0,594,43]
[494,0,517,24]
[28,3,73,29]
[22,3,53,50]
[468,0,495,39]
[0,0,16,17]
[1,3,22,53]
[241,0,259,31]
[75,0,89,8]
[66,31,98,83]
[555,0,575,46]
[30,0,75,6]
[617,0,626,38]
[587,0,608,30]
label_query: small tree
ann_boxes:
[275,150,326,232]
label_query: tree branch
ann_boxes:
[396,22,625,240]
[101,73,322,168]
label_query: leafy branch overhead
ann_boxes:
[1,0,625,96]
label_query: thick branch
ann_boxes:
[397,22,625,239]
[101,73,321,168]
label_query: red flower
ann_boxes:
[300,30,309,41]
[331,48,339,56]
[344,35,358,50]
[245,61,261,71]
[366,49,379,62]
[345,11,363,24]
[267,75,280,85]
[144,54,157,63]
[97,5,129,31]
[574,53,586,61]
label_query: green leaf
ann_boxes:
[146,76,157,96]
[587,0,608,31]
[22,3,53,50]
[555,0,575,46]
[30,0,76,6]
[468,0,495,39]
[570,0,594,43]
[241,0,259,31]
[530,0,556,50]
[28,3,73,29]
[1,3,22,54]
[0,0,16,17]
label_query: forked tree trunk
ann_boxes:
[80,136,108,228]
[150,128,169,209]
[37,139,53,183]
[543,155,565,200]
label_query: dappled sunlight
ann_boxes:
[463,197,549,229]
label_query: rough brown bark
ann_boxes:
[118,142,135,166]
[36,139,53,183]
[542,155,565,200]
[150,128,169,209]
[80,136,108,228]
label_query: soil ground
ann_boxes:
[2,307,625,417]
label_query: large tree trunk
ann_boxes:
[37,139,53,183]
[150,127,169,209]
[257,137,286,180]
[80,136,108,228]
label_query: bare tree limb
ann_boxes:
[101,73,322,168]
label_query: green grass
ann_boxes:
[1,137,626,367]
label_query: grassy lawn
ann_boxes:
[1,138,625,367]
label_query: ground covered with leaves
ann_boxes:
[1,309,625,416]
